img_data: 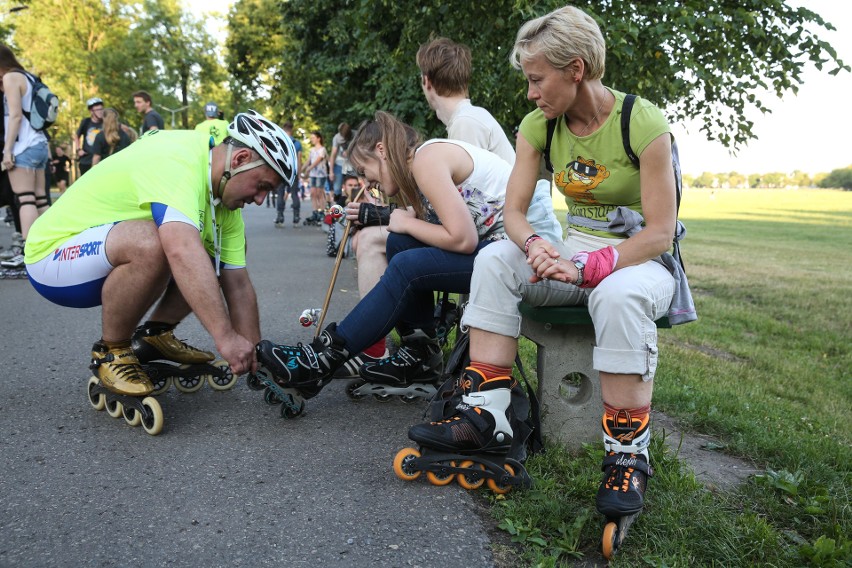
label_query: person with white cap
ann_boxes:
[75,96,104,176]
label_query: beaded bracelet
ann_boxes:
[524,234,542,257]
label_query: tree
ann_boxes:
[6,0,227,143]
[693,171,717,188]
[227,0,848,148]
[818,166,852,190]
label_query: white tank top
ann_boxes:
[4,71,47,156]
[415,138,509,240]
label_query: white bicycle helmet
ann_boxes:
[225,110,298,191]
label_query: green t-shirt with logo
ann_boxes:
[520,88,670,238]
[194,119,230,145]
[25,130,246,267]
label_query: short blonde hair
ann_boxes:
[510,5,606,81]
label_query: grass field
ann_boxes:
[490,188,852,566]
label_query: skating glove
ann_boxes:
[358,203,395,227]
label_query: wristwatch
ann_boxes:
[572,260,585,286]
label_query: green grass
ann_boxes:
[491,188,852,566]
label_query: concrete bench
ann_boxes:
[519,303,671,452]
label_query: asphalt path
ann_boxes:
[0,200,497,567]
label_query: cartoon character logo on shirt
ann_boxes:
[554,156,610,205]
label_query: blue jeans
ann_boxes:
[336,233,493,354]
[277,184,300,219]
[332,164,344,196]
[15,140,49,169]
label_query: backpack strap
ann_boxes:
[543,117,557,173]
[621,94,640,169]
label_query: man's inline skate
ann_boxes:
[131,321,237,394]
[597,407,654,560]
[345,328,443,404]
[393,367,531,493]
[251,323,351,418]
[87,340,164,435]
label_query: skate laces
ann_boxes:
[161,330,207,355]
[603,452,644,493]
[375,345,420,367]
[103,350,149,385]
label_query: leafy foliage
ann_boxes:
[818,166,852,190]
[4,0,226,143]
[228,0,848,148]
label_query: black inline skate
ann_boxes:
[274,212,285,228]
[393,368,531,493]
[302,210,323,226]
[87,340,164,435]
[346,328,443,404]
[131,321,237,394]
[252,323,351,418]
[597,408,653,560]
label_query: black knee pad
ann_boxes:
[14,191,36,209]
[35,196,50,208]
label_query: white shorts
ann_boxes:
[26,223,115,308]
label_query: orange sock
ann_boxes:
[469,361,512,380]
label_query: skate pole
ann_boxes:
[314,187,365,336]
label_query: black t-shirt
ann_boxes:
[51,155,71,180]
[76,117,103,165]
[142,110,164,131]
[91,130,131,158]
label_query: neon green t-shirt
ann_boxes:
[25,130,246,267]
[194,119,230,145]
[520,88,670,238]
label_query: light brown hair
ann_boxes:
[349,111,424,218]
[416,37,471,97]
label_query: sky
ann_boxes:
[189,0,850,176]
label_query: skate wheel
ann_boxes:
[399,394,420,404]
[264,387,282,405]
[87,376,105,411]
[123,405,142,427]
[457,460,486,490]
[372,393,393,403]
[280,400,305,419]
[245,373,265,391]
[426,461,457,486]
[392,447,422,482]
[149,376,172,396]
[602,521,618,560]
[345,379,366,401]
[207,360,238,391]
[174,366,205,393]
[140,397,164,436]
[106,399,124,418]
[486,463,516,495]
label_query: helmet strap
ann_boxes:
[217,143,266,198]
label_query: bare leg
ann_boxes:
[600,373,653,408]
[148,279,195,324]
[101,220,171,342]
[351,225,389,296]
[8,167,42,239]
[468,327,518,368]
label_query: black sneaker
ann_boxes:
[256,323,350,398]
[359,329,443,386]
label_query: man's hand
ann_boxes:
[216,330,257,375]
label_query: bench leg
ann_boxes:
[521,320,602,452]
